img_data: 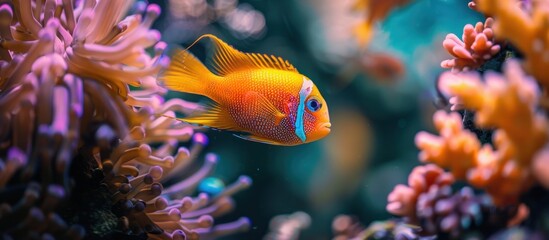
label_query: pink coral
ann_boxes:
[387,165,527,237]
[387,164,454,221]
[441,17,501,71]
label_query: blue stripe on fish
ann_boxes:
[295,77,313,142]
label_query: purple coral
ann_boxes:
[386,165,527,238]
[332,215,418,240]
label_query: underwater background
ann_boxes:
[150,0,480,239]
[148,0,483,239]
[3,0,549,239]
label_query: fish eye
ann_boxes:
[306,98,322,112]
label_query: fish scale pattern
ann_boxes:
[213,69,305,144]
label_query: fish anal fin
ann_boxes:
[233,133,284,146]
[192,34,299,75]
[182,102,241,131]
[244,91,286,126]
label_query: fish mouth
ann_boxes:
[320,122,331,132]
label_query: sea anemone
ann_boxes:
[0,0,250,239]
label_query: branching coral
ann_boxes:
[0,0,250,239]
[474,0,549,87]
[387,164,455,222]
[387,165,527,238]
[441,17,501,71]
[419,60,548,206]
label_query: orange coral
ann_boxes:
[475,0,549,87]
[418,60,549,206]
[415,111,480,179]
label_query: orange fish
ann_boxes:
[160,34,331,146]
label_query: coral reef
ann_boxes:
[0,0,250,239]
[383,1,549,238]
[426,60,548,206]
[333,0,549,239]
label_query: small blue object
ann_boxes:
[198,177,225,195]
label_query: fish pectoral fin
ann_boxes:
[233,133,284,146]
[181,102,240,131]
[244,91,286,126]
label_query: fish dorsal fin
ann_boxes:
[188,34,298,76]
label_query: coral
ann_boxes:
[332,215,418,240]
[332,215,367,240]
[441,18,501,71]
[533,144,549,189]
[263,211,311,240]
[474,0,549,88]
[387,165,527,238]
[467,0,478,10]
[414,111,480,178]
[420,60,548,206]
[488,227,546,240]
[385,1,549,237]
[337,1,549,239]
[0,0,250,239]
[386,164,454,222]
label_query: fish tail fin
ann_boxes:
[160,49,216,97]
